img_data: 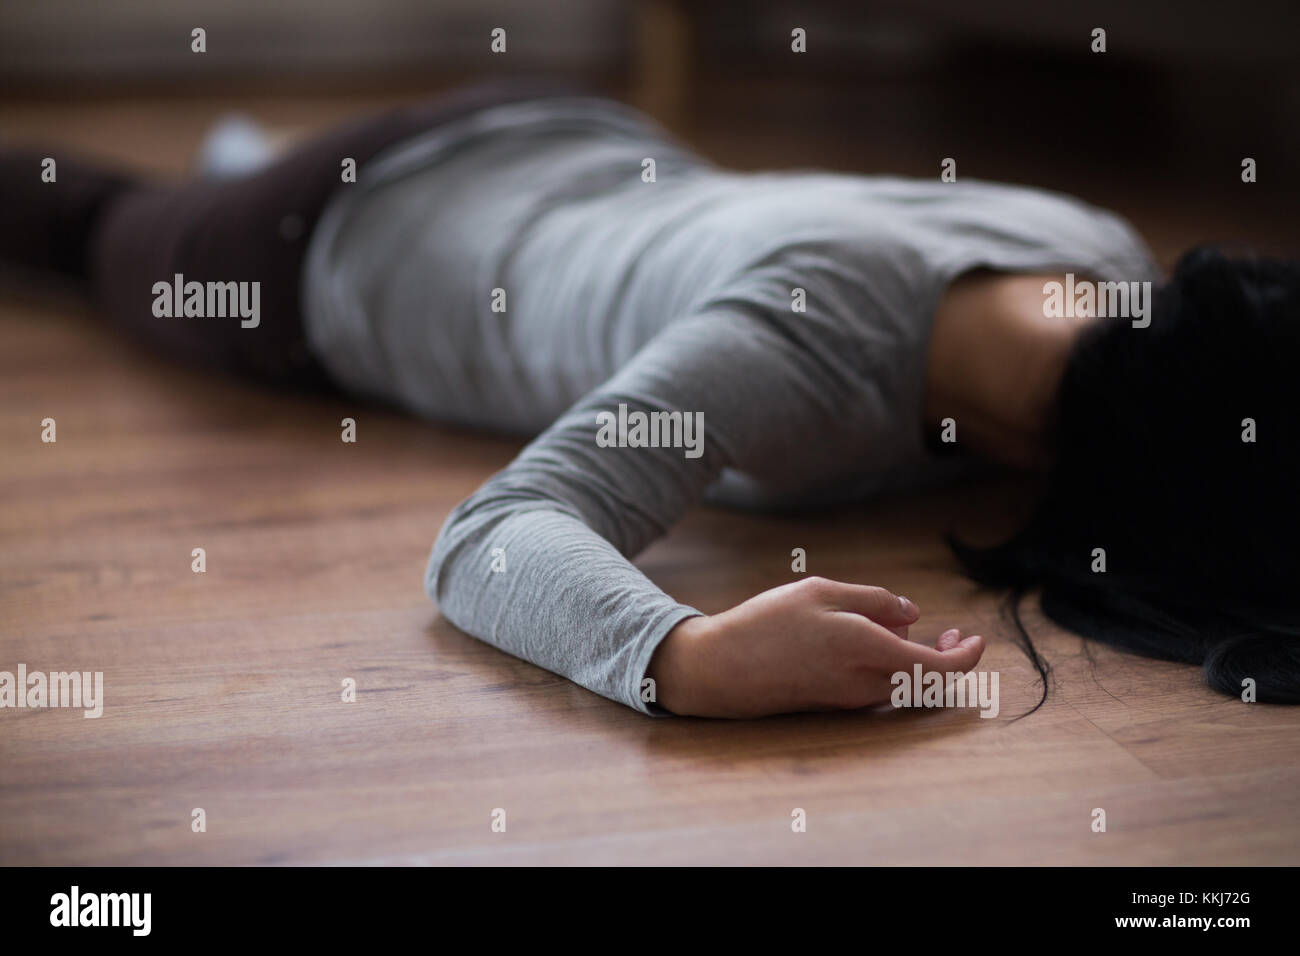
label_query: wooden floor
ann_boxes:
[2,91,1298,866]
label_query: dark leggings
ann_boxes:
[2,79,582,390]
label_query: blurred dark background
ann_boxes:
[2,0,1297,263]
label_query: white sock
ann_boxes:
[195,114,276,178]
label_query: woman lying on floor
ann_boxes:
[4,81,1298,716]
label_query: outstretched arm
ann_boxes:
[426,307,983,715]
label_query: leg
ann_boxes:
[3,78,585,390]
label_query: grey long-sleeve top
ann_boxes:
[301,97,1158,713]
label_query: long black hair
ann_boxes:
[951,246,1300,708]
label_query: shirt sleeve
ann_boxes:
[424,305,875,713]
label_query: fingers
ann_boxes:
[892,629,985,674]
[844,613,985,674]
[936,627,962,652]
[811,578,919,626]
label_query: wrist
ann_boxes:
[647,614,713,716]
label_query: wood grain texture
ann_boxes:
[2,93,1297,866]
